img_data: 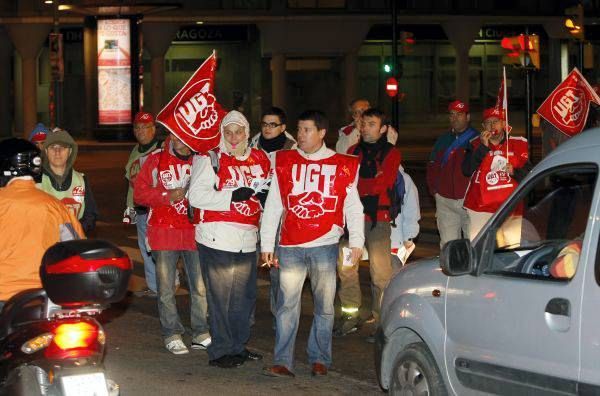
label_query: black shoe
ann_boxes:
[230,354,246,367]
[237,349,263,362]
[333,315,360,337]
[209,355,236,368]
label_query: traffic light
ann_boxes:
[382,57,403,77]
[501,36,521,65]
[565,4,584,40]
[500,34,540,70]
[399,31,415,55]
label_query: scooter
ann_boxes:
[0,239,132,396]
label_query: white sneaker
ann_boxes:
[191,336,211,350]
[165,338,189,355]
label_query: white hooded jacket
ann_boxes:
[188,111,262,253]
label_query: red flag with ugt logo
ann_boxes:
[537,68,600,137]
[156,51,227,153]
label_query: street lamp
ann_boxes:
[565,3,585,70]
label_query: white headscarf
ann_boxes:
[219,110,250,158]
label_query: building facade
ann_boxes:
[0,0,599,139]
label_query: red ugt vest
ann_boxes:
[201,148,271,227]
[463,135,529,213]
[147,149,194,229]
[276,150,359,246]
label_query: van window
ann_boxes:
[484,165,597,281]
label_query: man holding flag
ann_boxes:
[462,107,530,243]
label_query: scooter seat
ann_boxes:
[0,289,47,341]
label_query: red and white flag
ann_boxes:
[495,66,512,133]
[537,68,600,137]
[157,51,227,153]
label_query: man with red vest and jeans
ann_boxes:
[335,108,402,340]
[261,110,364,378]
[426,100,479,247]
[134,134,209,355]
[189,110,271,369]
[462,107,530,244]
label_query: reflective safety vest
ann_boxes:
[201,148,271,227]
[40,170,86,220]
[275,150,359,246]
[125,141,160,208]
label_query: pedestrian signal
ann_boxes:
[400,31,415,55]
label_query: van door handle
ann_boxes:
[545,298,571,333]
[545,298,570,317]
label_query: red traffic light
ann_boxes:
[386,77,398,98]
[501,34,540,69]
[501,35,535,54]
[501,36,520,57]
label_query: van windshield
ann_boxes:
[486,165,597,281]
[495,166,596,251]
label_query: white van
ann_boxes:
[376,128,600,395]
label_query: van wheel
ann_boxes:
[390,342,447,396]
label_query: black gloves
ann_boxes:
[231,187,254,202]
[255,191,268,207]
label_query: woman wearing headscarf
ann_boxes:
[188,111,271,369]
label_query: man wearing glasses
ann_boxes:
[249,107,296,327]
[462,107,530,241]
[335,98,397,155]
[426,100,478,247]
[250,107,296,153]
[125,112,163,297]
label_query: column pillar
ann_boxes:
[442,19,481,105]
[271,53,286,109]
[142,23,179,116]
[0,27,13,137]
[83,17,97,135]
[343,51,358,110]
[6,23,52,138]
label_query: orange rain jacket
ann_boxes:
[0,178,85,301]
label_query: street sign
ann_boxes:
[386,77,398,98]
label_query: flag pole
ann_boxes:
[503,66,509,158]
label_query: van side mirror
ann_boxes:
[440,239,474,276]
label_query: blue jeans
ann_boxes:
[269,266,280,319]
[153,250,209,340]
[136,213,157,293]
[197,244,256,360]
[274,244,338,370]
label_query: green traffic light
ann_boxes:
[383,64,392,73]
